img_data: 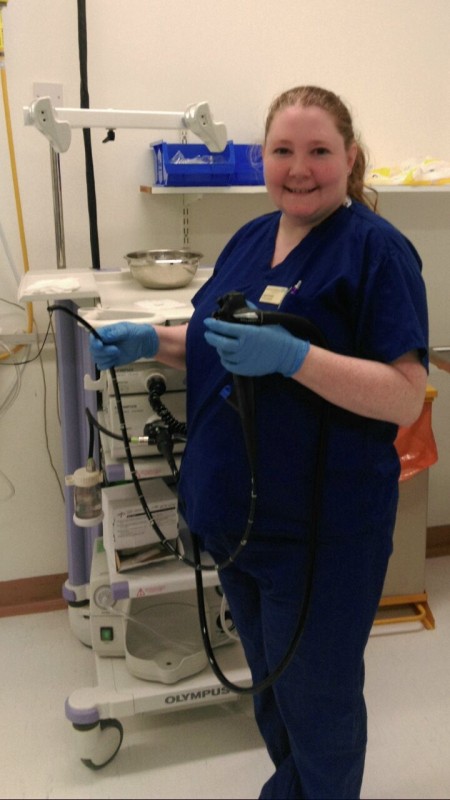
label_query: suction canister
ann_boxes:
[65,457,104,527]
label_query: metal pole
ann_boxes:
[50,144,67,269]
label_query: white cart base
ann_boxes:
[66,644,251,768]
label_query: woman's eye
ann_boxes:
[273,147,291,155]
[313,147,330,156]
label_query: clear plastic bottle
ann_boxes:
[65,458,104,527]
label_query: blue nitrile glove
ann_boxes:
[203,317,310,377]
[89,322,159,370]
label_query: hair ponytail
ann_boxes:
[349,143,378,212]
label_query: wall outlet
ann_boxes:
[33,82,63,107]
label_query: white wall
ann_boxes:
[1,0,450,580]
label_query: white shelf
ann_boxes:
[369,184,450,193]
[140,184,268,195]
[141,184,450,196]
[67,642,250,722]
[108,553,220,601]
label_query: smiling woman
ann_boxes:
[263,105,357,244]
[264,85,373,204]
[89,85,429,800]
[262,87,372,260]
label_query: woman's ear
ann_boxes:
[347,141,358,174]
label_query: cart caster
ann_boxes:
[73,718,124,769]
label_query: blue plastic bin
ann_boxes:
[233,144,264,185]
[151,141,235,187]
[151,141,265,187]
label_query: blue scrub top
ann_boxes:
[178,202,429,545]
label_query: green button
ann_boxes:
[100,627,114,642]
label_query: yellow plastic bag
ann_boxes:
[367,157,450,186]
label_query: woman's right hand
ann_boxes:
[89,322,159,370]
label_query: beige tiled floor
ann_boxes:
[1,556,449,799]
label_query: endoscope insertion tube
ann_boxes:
[48,299,330,696]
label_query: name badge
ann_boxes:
[259,285,289,305]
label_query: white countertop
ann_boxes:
[18,267,213,327]
[18,269,99,302]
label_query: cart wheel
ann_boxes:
[73,718,124,770]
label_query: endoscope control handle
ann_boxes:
[214,292,328,347]
[213,292,249,323]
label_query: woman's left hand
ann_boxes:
[203,317,310,377]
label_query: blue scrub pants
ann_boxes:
[206,528,393,800]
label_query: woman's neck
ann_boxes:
[271,215,312,267]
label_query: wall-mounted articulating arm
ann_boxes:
[23,97,227,154]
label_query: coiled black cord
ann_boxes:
[47,304,256,573]
[190,292,331,694]
[147,383,187,438]
[49,299,330,695]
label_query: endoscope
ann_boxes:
[48,297,330,696]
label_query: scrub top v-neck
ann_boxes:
[178,203,428,546]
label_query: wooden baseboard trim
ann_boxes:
[0,572,68,618]
[1,523,450,620]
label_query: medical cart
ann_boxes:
[19,265,252,768]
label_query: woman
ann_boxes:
[91,86,428,799]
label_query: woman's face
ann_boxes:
[263,104,357,229]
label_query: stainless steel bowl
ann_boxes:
[124,249,203,289]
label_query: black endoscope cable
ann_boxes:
[49,304,199,569]
[189,291,331,695]
[47,303,255,573]
[48,299,330,696]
